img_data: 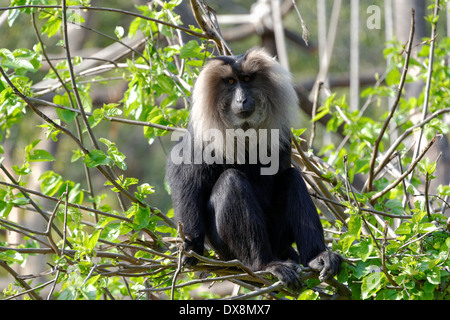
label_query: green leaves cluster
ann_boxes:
[310,10,450,299]
[0,0,192,300]
[336,207,449,300]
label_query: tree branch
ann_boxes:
[0,5,208,39]
[370,136,437,203]
[365,8,415,193]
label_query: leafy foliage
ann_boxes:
[0,0,449,300]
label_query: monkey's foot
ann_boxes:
[265,261,303,291]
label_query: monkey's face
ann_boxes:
[190,47,299,145]
[194,51,275,131]
[219,71,265,130]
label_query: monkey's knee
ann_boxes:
[207,169,263,250]
[210,169,251,202]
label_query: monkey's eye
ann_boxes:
[243,75,251,82]
[225,78,236,85]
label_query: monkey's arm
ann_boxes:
[167,162,207,266]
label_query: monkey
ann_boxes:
[166,47,341,290]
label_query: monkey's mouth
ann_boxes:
[241,122,251,130]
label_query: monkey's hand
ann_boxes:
[265,261,303,291]
[308,251,342,282]
[181,237,204,266]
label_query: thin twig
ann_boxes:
[0,180,130,223]
[373,107,450,179]
[0,5,207,39]
[344,155,383,250]
[370,136,437,203]
[291,0,311,46]
[171,222,185,300]
[381,221,399,287]
[62,0,99,151]
[44,193,65,256]
[365,8,415,192]
[0,260,42,300]
[47,270,61,300]
[309,81,323,148]
[408,0,440,183]
[425,171,432,220]
[31,12,98,208]
[62,184,69,256]
[0,66,173,228]
[311,193,412,220]
[189,0,231,55]
[399,151,412,212]
[226,281,284,300]
[28,97,181,132]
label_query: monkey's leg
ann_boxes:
[206,168,302,290]
[275,167,341,280]
[206,169,270,265]
[274,167,326,264]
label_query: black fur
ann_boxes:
[166,130,341,290]
[166,51,341,290]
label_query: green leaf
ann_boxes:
[39,171,63,197]
[311,108,329,122]
[12,163,31,176]
[298,289,319,300]
[137,183,155,195]
[179,40,202,59]
[53,94,77,123]
[56,108,77,123]
[340,234,355,253]
[7,9,20,27]
[358,240,373,262]
[83,149,111,168]
[361,272,384,300]
[128,17,146,38]
[28,149,56,162]
[41,15,62,38]
[292,128,307,137]
[155,75,175,94]
[396,222,412,235]
[386,67,401,86]
[0,200,13,218]
[348,214,362,238]
[412,210,426,224]
[100,223,121,242]
[417,222,438,233]
[87,229,101,253]
[114,26,124,39]
[99,138,127,171]
[3,59,35,72]
[385,199,403,215]
[0,48,14,61]
[426,268,441,285]
[133,205,151,230]
[11,197,30,206]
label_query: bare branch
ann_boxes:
[0,5,207,39]
[370,136,437,203]
[365,8,415,193]
[408,0,440,183]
